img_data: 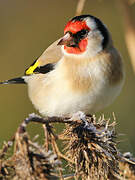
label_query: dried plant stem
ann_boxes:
[50,133,64,180]
[117,0,135,73]
[43,124,49,151]
[57,151,74,164]
[62,174,75,180]
[75,0,86,16]
[25,114,72,124]
[50,130,74,162]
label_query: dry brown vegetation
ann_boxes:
[0,112,135,180]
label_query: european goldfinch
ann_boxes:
[0,15,124,117]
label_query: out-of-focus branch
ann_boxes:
[129,0,135,5]
[117,0,135,73]
[75,0,86,16]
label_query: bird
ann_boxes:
[0,14,124,117]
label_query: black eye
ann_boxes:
[74,29,89,40]
[79,29,89,36]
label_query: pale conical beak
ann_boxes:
[57,32,75,46]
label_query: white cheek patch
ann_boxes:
[85,18,97,30]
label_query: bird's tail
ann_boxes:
[0,77,26,84]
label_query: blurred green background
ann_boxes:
[0,0,135,153]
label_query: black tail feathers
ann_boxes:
[0,77,26,84]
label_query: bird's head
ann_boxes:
[58,15,111,58]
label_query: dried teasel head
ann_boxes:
[0,125,61,180]
[62,112,121,180]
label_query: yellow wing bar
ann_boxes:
[26,60,40,75]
